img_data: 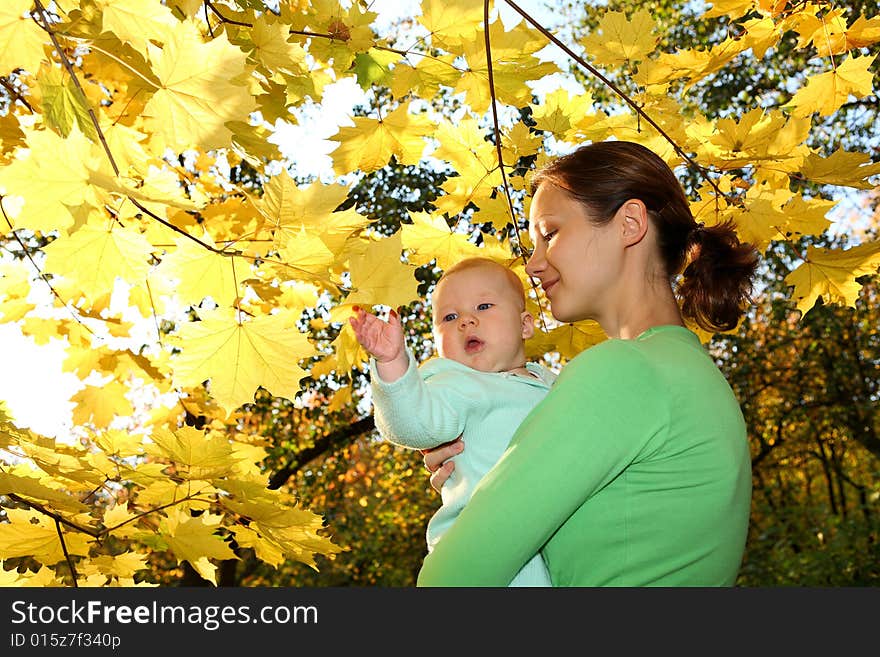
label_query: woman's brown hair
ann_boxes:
[530,140,759,332]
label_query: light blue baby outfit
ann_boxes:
[370,349,556,587]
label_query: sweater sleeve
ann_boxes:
[370,350,471,450]
[417,340,668,586]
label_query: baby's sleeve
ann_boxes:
[370,351,469,450]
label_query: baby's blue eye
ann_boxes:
[442,313,457,322]
[477,303,493,311]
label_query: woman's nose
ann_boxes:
[525,247,545,279]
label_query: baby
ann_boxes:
[349,257,556,586]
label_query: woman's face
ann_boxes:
[525,182,620,324]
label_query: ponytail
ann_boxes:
[678,219,759,332]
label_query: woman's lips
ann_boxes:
[542,280,558,297]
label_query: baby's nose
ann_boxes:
[459,314,477,327]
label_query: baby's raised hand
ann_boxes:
[348,306,405,364]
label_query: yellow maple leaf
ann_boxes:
[15,566,66,587]
[255,172,352,248]
[740,16,781,59]
[102,503,142,538]
[729,185,793,252]
[702,0,755,20]
[170,308,314,416]
[71,381,135,428]
[133,479,217,511]
[0,509,92,565]
[305,0,375,72]
[648,36,749,89]
[0,126,94,235]
[159,508,237,585]
[581,9,659,67]
[147,425,235,480]
[432,118,504,217]
[454,22,560,113]
[784,240,880,316]
[799,148,880,189]
[246,14,307,75]
[502,121,542,163]
[526,320,607,361]
[42,220,153,307]
[786,54,876,118]
[843,14,880,50]
[390,54,461,100]
[699,108,788,166]
[154,234,253,308]
[329,103,434,175]
[142,20,256,150]
[38,66,98,141]
[0,471,88,513]
[531,89,596,142]
[400,212,483,270]
[225,500,343,570]
[274,228,337,285]
[96,0,179,52]
[0,0,46,76]
[346,232,420,310]
[418,0,484,50]
[85,552,149,579]
[780,195,836,239]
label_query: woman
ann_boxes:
[417,140,759,586]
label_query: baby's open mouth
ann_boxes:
[465,337,483,353]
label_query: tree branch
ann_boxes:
[267,416,376,489]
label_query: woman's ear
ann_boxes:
[520,311,535,339]
[620,199,649,247]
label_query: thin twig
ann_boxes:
[0,76,33,112]
[482,0,549,331]
[205,1,251,27]
[7,493,99,537]
[33,0,120,177]
[55,518,78,587]
[0,196,95,335]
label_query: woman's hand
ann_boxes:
[420,437,464,492]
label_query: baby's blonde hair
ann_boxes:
[434,257,526,316]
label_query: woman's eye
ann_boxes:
[442,313,457,322]
[542,230,557,243]
[477,303,493,311]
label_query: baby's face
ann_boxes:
[432,266,530,373]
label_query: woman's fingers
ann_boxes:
[429,460,455,493]
[422,438,464,472]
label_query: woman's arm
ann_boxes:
[417,341,666,586]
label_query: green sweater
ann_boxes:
[417,325,752,587]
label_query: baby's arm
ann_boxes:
[350,306,467,449]
[349,306,408,382]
